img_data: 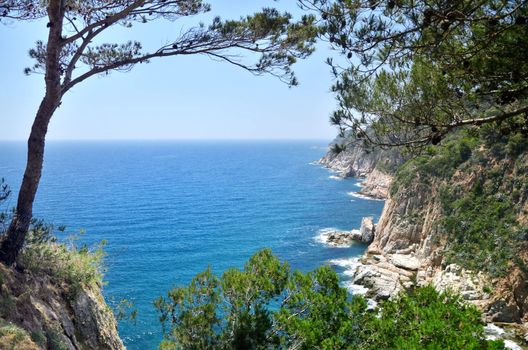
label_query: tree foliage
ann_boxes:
[1,0,318,87]
[300,0,528,150]
[155,249,504,349]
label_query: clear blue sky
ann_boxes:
[0,1,339,141]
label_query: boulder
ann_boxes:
[359,217,375,243]
[388,254,421,271]
[324,230,362,247]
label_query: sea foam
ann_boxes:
[315,228,360,248]
[347,191,384,201]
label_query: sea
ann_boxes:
[0,140,384,349]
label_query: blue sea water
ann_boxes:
[0,141,384,349]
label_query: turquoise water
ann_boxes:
[0,141,384,349]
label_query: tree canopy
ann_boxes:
[1,0,318,88]
[300,0,528,150]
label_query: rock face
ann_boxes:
[359,217,375,243]
[347,150,528,324]
[319,136,405,199]
[323,133,528,325]
[319,145,381,178]
[0,263,125,350]
[358,169,393,199]
[348,180,510,321]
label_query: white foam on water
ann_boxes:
[329,257,364,278]
[315,229,360,248]
[328,257,361,269]
[347,191,384,201]
[328,175,343,180]
[484,324,523,350]
[484,324,505,337]
[342,280,369,295]
[314,228,336,245]
[504,340,523,350]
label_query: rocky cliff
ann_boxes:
[0,236,125,350]
[347,130,528,324]
[319,135,404,199]
[0,262,124,350]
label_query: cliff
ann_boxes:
[319,135,405,199]
[0,241,124,349]
[348,129,528,323]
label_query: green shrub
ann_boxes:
[441,173,525,276]
[391,131,479,196]
[364,286,504,350]
[156,250,504,350]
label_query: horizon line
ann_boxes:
[0,138,333,142]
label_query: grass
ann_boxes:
[0,320,40,350]
[19,229,107,296]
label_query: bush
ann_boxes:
[390,131,479,196]
[441,180,523,276]
[155,250,504,350]
[364,286,503,350]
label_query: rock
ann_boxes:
[359,217,375,243]
[488,299,522,323]
[358,169,393,199]
[323,229,362,247]
[352,262,404,300]
[388,254,421,271]
[72,287,126,350]
[318,135,405,179]
[0,263,125,350]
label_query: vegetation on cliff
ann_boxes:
[156,249,504,349]
[0,186,123,350]
[391,127,528,277]
[0,320,40,350]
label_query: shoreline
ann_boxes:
[316,151,528,350]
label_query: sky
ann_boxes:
[0,1,340,141]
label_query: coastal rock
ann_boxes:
[318,135,404,181]
[323,131,528,328]
[359,217,375,243]
[358,169,393,199]
[323,230,362,247]
[0,263,125,350]
[319,146,379,178]
[389,254,421,271]
[352,257,404,300]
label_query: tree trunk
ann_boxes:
[0,100,57,265]
[0,0,64,265]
